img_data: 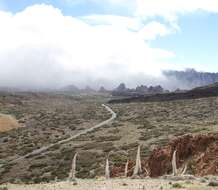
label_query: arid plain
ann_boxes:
[0,92,218,189]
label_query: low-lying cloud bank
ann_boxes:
[0,4,180,90]
[0,3,217,91]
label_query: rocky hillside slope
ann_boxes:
[112,83,167,97]
[163,69,218,89]
[109,82,218,103]
[1,92,218,184]
[112,134,218,177]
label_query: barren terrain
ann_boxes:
[0,178,216,190]
[1,92,218,185]
[0,114,21,132]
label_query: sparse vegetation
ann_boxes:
[0,187,8,190]
[172,182,183,188]
[1,92,218,184]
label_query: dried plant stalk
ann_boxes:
[69,152,78,182]
[171,150,188,176]
[124,160,129,177]
[181,164,187,175]
[172,150,177,176]
[133,145,142,176]
[105,158,110,179]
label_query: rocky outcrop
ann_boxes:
[148,134,217,177]
[59,85,97,94]
[83,86,95,93]
[98,86,109,93]
[59,85,80,92]
[112,83,166,97]
[109,82,218,103]
[163,69,218,89]
[111,134,218,177]
[195,140,218,176]
[116,83,126,92]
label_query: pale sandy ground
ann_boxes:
[0,114,21,132]
[0,179,215,190]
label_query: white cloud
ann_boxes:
[138,21,172,40]
[66,0,218,21]
[82,15,143,31]
[136,0,218,22]
[64,0,134,10]
[0,4,178,89]
[65,0,132,4]
[82,15,174,40]
[64,0,218,32]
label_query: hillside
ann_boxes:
[163,69,218,89]
[108,82,218,104]
[1,92,218,184]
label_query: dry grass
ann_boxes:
[110,97,218,148]
[1,93,218,183]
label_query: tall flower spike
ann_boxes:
[172,150,177,176]
[105,157,110,179]
[69,152,78,182]
[133,145,142,176]
[181,164,187,175]
[124,159,129,177]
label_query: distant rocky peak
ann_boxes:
[163,69,218,89]
[116,83,126,91]
[59,84,79,92]
[99,86,108,93]
[112,83,165,97]
[136,85,148,92]
[84,86,95,92]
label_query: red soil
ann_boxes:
[112,134,218,177]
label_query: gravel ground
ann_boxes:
[0,178,215,190]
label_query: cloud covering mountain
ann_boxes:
[0,4,176,89]
[0,1,218,90]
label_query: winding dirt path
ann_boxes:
[3,104,116,164]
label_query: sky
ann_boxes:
[0,0,218,89]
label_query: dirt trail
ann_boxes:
[2,104,116,165]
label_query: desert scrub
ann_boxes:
[152,137,169,146]
[108,128,120,134]
[101,142,116,152]
[0,187,8,190]
[96,135,121,142]
[77,152,100,168]
[139,129,163,141]
[28,161,47,170]
[49,144,61,151]
[172,182,183,188]
[60,148,75,161]
[137,120,154,129]
[82,142,100,150]
[120,142,138,150]
[0,163,14,175]
[82,142,115,152]
[110,152,128,166]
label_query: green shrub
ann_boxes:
[172,183,183,188]
[0,187,8,190]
